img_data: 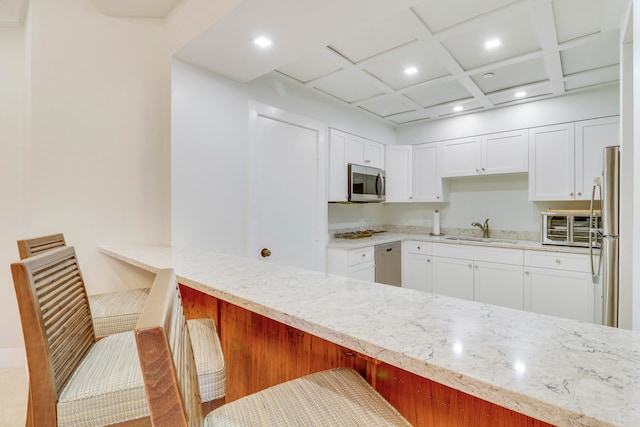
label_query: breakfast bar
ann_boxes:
[100,245,640,427]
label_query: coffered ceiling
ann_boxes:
[0,0,27,25]
[176,0,630,126]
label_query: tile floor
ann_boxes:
[0,368,28,427]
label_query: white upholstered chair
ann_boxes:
[17,233,150,338]
[11,246,150,426]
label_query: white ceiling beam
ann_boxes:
[530,1,564,95]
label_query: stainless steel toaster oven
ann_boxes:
[541,211,601,248]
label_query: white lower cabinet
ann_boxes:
[402,241,433,292]
[473,261,524,310]
[327,246,375,282]
[432,256,474,300]
[524,250,599,324]
[431,243,524,309]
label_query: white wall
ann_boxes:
[0,0,174,366]
[171,60,395,253]
[0,25,27,367]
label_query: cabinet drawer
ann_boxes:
[524,250,590,272]
[405,241,432,255]
[433,243,523,265]
[349,247,374,266]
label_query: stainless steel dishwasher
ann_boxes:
[374,241,401,286]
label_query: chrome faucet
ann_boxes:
[471,218,490,238]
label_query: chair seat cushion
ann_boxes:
[205,368,410,427]
[57,332,148,427]
[89,288,150,337]
[188,318,227,401]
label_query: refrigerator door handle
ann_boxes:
[589,177,602,283]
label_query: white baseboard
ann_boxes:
[0,348,26,368]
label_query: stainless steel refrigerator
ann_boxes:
[590,145,620,327]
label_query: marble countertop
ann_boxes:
[327,232,593,254]
[100,245,638,427]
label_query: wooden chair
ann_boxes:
[17,233,151,338]
[16,233,227,407]
[135,268,411,427]
[11,246,150,426]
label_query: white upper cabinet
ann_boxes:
[529,117,619,201]
[441,136,481,177]
[441,130,528,178]
[328,129,349,202]
[528,123,576,201]
[385,145,413,202]
[413,143,447,202]
[347,135,384,169]
[574,117,620,201]
[481,130,528,175]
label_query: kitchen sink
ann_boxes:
[445,236,519,244]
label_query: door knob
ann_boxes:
[261,248,272,258]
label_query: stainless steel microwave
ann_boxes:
[541,211,601,248]
[348,164,385,203]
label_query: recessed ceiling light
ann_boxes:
[253,36,273,48]
[404,66,418,76]
[453,106,464,112]
[515,91,527,98]
[482,72,495,79]
[485,38,501,49]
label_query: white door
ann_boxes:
[249,106,325,271]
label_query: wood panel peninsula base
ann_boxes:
[100,246,640,427]
[180,285,553,426]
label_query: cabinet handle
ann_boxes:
[475,168,480,173]
[569,192,574,197]
[481,168,486,172]
[427,258,431,263]
[362,253,367,258]
[577,192,582,196]
[468,264,472,268]
[436,196,440,199]
[525,271,529,275]
[555,259,561,264]
[474,265,478,269]
[364,160,371,163]
[417,246,421,250]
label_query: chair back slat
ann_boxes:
[135,268,203,427]
[11,246,95,402]
[17,233,67,259]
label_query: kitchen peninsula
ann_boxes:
[100,245,640,427]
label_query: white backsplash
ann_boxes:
[328,173,590,242]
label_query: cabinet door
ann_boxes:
[528,123,575,201]
[432,257,474,301]
[403,253,433,292]
[524,267,595,323]
[329,129,348,202]
[441,137,481,177]
[413,143,446,202]
[349,262,376,282]
[348,135,384,169]
[473,261,524,310]
[574,116,620,201]
[385,145,413,202]
[481,130,528,175]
